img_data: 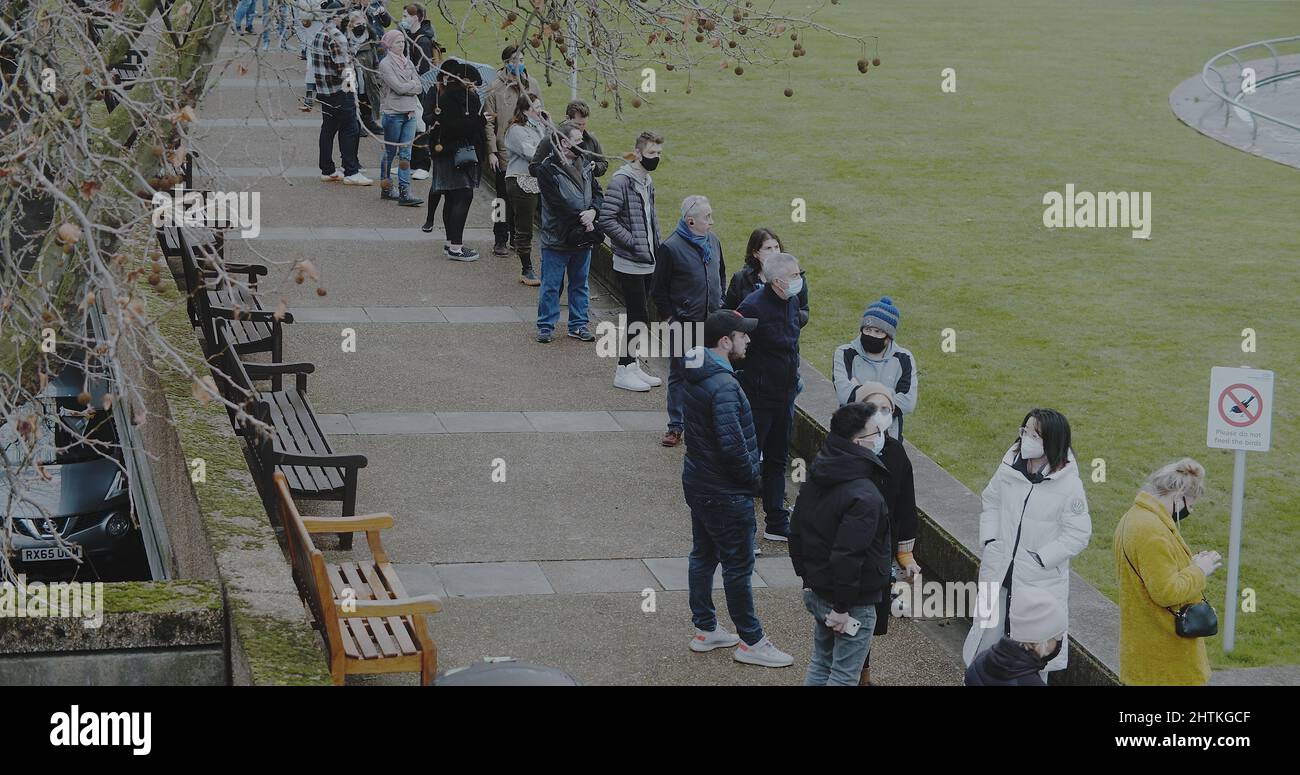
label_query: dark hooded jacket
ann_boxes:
[736,283,801,410]
[964,637,1050,686]
[681,349,761,498]
[535,143,604,251]
[789,432,892,612]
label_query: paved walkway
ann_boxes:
[197,44,964,685]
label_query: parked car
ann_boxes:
[0,362,143,581]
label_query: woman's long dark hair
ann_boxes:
[744,227,783,272]
[510,91,533,127]
[1017,408,1072,472]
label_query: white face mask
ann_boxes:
[784,276,803,297]
[401,14,417,31]
[1019,434,1045,460]
[857,431,885,455]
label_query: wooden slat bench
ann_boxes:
[211,319,365,548]
[273,473,440,685]
[174,225,291,361]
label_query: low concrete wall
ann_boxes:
[0,581,226,686]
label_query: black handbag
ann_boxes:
[1173,599,1218,638]
[1123,551,1218,639]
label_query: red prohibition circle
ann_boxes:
[1217,383,1262,428]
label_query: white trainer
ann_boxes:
[615,363,651,392]
[320,172,343,182]
[343,173,373,186]
[410,169,431,180]
[632,360,662,387]
[689,626,741,653]
[733,636,795,668]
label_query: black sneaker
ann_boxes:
[398,191,424,207]
[536,331,554,343]
[445,245,479,262]
[567,327,595,342]
[762,524,791,542]
[421,221,435,233]
[380,186,398,201]
[492,241,510,257]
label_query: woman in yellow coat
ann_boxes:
[1113,458,1222,685]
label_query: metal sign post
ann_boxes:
[1205,366,1274,653]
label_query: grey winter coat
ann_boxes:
[597,165,659,269]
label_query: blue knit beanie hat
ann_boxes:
[860,296,899,339]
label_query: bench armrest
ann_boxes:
[334,594,442,618]
[273,449,369,469]
[207,306,295,325]
[301,513,395,533]
[205,262,268,277]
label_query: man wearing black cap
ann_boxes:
[681,310,795,669]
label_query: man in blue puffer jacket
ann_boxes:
[681,310,795,669]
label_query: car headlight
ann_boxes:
[106,469,127,499]
[106,512,131,538]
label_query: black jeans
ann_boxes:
[424,188,474,244]
[318,91,361,177]
[493,167,513,247]
[504,177,537,270]
[752,403,794,530]
[615,271,653,366]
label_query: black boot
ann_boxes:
[380,180,398,201]
[398,186,423,207]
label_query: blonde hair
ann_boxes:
[1141,457,1206,501]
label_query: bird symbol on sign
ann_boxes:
[1229,395,1256,414]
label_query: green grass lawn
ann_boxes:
[397,1,1299,668]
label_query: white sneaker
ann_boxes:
[343,173,373,186]
[632,360,662,387]
[689,626,741,653]
[320,172,343,182]
[615,363,651,392]
[411,169,430,180]
[733,636,794,668]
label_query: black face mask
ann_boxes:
[860,333,888,354]
[1040,639,1063,667]
[640,156,660,171]
[1174,497,1191,522]
[353,26,366,36]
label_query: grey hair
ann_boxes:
[1141,457,1206,500]
[760,251,799,280]
[681,195,711,220]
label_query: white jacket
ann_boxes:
[962,444,1092,672]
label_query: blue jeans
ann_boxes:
[803,589,876,686]
[686,492,763,646]
[537,248,591,335]
[380,112,418,190]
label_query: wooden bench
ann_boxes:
[210,319,365,549]
[273,473,440,685]
[176,225,291,362]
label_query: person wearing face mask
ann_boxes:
[345,10,383,136]
[724,228,810,325]
[850,383,920,686]
[832,296,917,440]
[681,311,795,669]
[965,586,1066,686]
[1114,458,1220,685]
[736,251,805,544]
[652,195,728,447]
[310,1,371,185]
[534,122,604,342]
[598,130,665,392]
[962,408,1092,681]
[376,29,424,207]
[503,93,549,285]
[484,45,542,254]
[402,4,443,180]
[789,402,892,685]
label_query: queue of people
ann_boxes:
[264,9,1229,686]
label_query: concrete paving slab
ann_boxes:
[434,412,533,434]
[610,411,671,431]
[539,560,663,594]
[362,307,448,323]
[523,411,621,432]
[345,412,447,435]
[436,562,555,598]
[644,557,767,591]
[287,307,370,323]
[391,562,446,600]
[753,556,803,589]
[314,413,355,435]
[438,305,523,323]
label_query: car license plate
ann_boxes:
[20,545,83,562]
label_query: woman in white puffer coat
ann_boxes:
[963,408,1092,678]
